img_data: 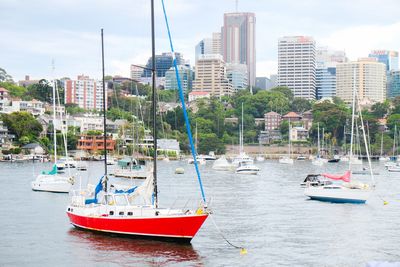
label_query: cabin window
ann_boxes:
[109,211,114,215]
[127,212,133,216]
[114,195,128,206]
[119,211,124,216]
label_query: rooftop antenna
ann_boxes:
[235,0,238,12]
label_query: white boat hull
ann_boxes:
[279,157,293,164]
[31,175,73,193]
[235,164,260,175]
[113,169,149,179]
[304,186,371,204]
[388,166,400,172]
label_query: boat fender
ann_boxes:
[196,208,204,215]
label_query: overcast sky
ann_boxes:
[1,0,400,81]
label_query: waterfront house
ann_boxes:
[290,126,309,141]
[77,134,116,153]
[264,111,282,131]
[22,143,46,155]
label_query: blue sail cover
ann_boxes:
[85,176,104,204]
[115,186,138,194]
[41,164,58,175]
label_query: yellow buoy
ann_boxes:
[383,201,389,205]
[240,248,247,255]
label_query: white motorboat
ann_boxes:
[279,156,293,164]
[187,157,206,165]
[197,154,216,161]
[232,152,254,166]
[235,162,260,175]
[296,155,307,161]
[387,165,400,172]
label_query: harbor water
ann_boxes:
[0,160,399,266]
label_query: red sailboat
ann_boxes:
[66,1,209,242]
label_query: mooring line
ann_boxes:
[209,214,247,255]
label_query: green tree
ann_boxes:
[65,103,86,115]
[198,132,225,154]
[26,79,59,103]
[312,100,349,140]
[270,86,294,102]
[0,82,27,98]
[370,101,390,118]
[1,112,43,141]
[291,97,312,113]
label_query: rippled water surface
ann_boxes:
[1,160,399,266]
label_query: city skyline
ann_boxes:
[1,0,400,81]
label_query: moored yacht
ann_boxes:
[235,161,260,175]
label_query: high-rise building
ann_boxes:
[130,65,144,80]
[256,77,269,90]
[315,47,347,99]
[278,36,316,99]
[368,50,399,72]
[195,32,222,62]
[388,70,400,98]
[226,63,248,91]
[65,75,107,111]
[192,54,234,97]
[164,65,193,92]
[142,52,184,78]
[269,74,278,89]
[222,12,256,86]
[336,58,386,104]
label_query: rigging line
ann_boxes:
[55,79,72,178]
[209,214,247,253]
[161,0,206,203]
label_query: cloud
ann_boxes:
[319,22,400,60]
[256,60,278,77]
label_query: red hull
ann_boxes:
[67,212,208,241]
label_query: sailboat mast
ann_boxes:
[393,125,397,157]
[52,78,57,163]
[349,69,357,171]
[151,0,158,208]
[343,125,346,155]
[380,131,383,156]
[241,102,244,153]
[288,120,291,157]
[317,122,320,157]
[101,29,108,190]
